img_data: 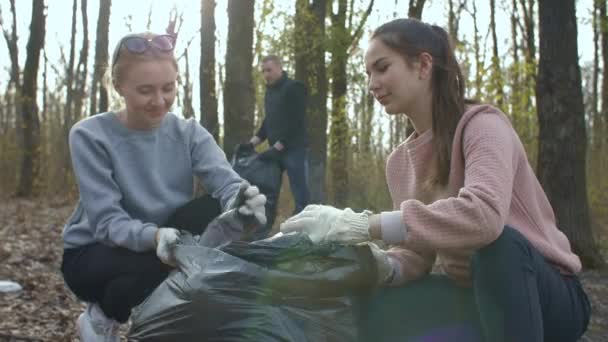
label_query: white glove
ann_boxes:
[156,227,180,266]
[228,181,267,226]
[279,204,371,244]
[364,242,395,285]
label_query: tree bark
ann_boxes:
[0,0,20,134]
[490,0,505,108]
[295,0,328,204]
[469,0,483,99]
[74,0,89,121]
[510,0,521,128]
[329,0,349,206]
[407,0,427,136]
[599,0,608,145]
[447,0,465,41]
[181,50,195,119]
[592,0,600,125]
[65,0,77,131]
[16,0,46,197]
[407,0,425,19]
[536,0,605,268]
[90,0,111,115]
[1,0,20,88]
[223,0,255,159]
[200,0,218,141]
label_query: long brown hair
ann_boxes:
[372,19,466,187]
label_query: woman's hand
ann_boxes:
[155,228,180,266]
[280,205,372,244]
[228,181,267,226]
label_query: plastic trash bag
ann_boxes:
[231,143,282,240]
[128,210,377,342]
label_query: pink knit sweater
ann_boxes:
[383,104,582,286]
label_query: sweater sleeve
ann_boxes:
[188,119,243,210]
[69,125,158,252]
[400,114,518,251]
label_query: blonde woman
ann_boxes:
[61,32,266,341]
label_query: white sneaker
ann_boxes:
[77,303,120,342]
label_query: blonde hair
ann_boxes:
[111,32,178,87]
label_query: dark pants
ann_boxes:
[279,147,310,215]
[357,227,591,342]
[61,196,221,323]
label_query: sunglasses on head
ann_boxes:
[112,34,176,66]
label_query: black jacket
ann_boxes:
[255,72,309,149]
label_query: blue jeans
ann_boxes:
[356,227,591,342]
[279,147,310,215]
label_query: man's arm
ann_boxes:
[251,118,268,146]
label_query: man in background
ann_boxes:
[250,55,310,215]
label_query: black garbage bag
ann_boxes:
[231,143,282,240]
[128,211,377,342]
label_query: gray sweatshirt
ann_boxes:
[62,112,243,252]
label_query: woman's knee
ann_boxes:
[471,226,530,272]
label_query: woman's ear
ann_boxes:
[418,52,433,80]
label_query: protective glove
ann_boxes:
[156,227,180,267]
[258,147,283,162]
[279,204,371,244]
[364,242,396,285]
[227,181,267,226]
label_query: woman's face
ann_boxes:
[115,59,178,130]
[365,38,429,115]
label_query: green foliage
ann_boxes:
[345,149,392,212]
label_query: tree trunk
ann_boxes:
[599,0,608,145]
[521,0,537,61]
[329,0,349,206]
[359,92,374,155]
[90,0,111,115]
[470,0,483,99]
[510,0,520,127]
[2,0,20,88]
[61,0,78,186]
[295,0,327,204]
[252,0,273,130]
[407,0,425,19]
[536,0,605,268]
[406,0,427,136]
[200,0,219,141]
[592,0,600,125]
[74,0,89,121]
[327,0,373,206]
[65,0,77,131]
[223,0,255,159]
[16,0,46,197]
[490,0,505,109]
[181,50,195,119]
[1,0,20,137]
[447,0,465,41]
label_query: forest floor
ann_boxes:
[0,197,607,341]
